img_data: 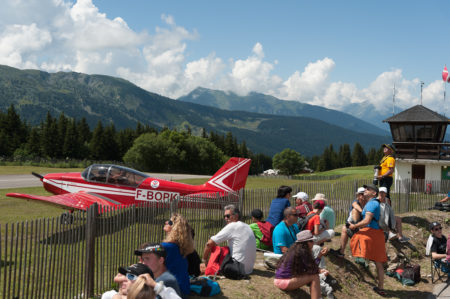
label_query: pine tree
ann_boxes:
[339,144,352,167]
[41,112,58,158]
[55,113,69,158]
[26,127,42,157]
[352,143,368,166]
[366,147,377,165]
[103,123,120,161]
[63,120,79,158]
[89,121,105,160]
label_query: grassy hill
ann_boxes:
[192,210,449,299]
[0,65,390,156]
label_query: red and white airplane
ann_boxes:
[7,157,251,212]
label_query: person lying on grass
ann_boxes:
[273,230,321,299]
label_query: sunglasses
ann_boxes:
[165,220,173,226]
[126,273,138,281]
[224,214,231,219]
[433,227,442,231]
[290,214,299,217]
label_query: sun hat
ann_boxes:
[134,243,167,258]
[356,187,365,194]
[295,230,315,243]
[382,144,395,152]
[293,192,308,201]
[379,187,388,193]
[312,193,327,202]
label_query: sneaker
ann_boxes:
[398,236,410,243]
[329,248,345,258]
[388,232,397,241]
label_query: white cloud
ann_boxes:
[0,0,446,117]
[227,43,283,95]
[0,23,51,68]
[277,57,335,101]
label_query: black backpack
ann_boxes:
[297,212,317,231]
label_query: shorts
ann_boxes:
[274,278,291,290]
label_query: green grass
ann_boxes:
[0,187,63,224]
[298,165,374,180]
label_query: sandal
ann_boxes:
[373,286,387,296]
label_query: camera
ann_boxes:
[373,165,381,185]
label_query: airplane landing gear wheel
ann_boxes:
[60,212,74,225]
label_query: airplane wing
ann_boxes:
[6,191,121,211]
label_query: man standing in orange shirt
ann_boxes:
[377,144,395,199]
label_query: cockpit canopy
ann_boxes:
[81,165,149,187]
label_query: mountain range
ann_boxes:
[178,87,389,135]
[0,65,390,157]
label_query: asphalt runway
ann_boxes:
[0,173,211,189]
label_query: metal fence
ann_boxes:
[0,179,444,298]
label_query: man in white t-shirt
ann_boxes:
[203,204,256,277]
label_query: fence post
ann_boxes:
[85,203,98,297]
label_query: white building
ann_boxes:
[383,105,450,193]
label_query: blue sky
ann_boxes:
[1,0,450,115]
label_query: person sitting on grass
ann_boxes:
[161,213,194,297]
[348,184,388,297]
[313,193,336,230]
[101,272,131,299]
[122,265,182,299]
[305,200,335,244]
[249,209,272,251]
[203,205,256,279]
[273,230,321,299]
[293,192,312,218]
[429,221,450,281]
[330,187,367,258]
[134,242,182,298]
[266,185,292,227]
[377,187,410,243]
[272,207,300,254]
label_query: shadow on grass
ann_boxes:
[401,216,431,231]
[285,288,310,298]
[383,289,434,298]
[327,254,375,283]
[252,268,276,279]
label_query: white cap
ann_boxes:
[293,192,308,201]
[357,187,365,194]
[312,193,327,202]
[379,187,388,193]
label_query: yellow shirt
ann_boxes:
[380,156,395,177]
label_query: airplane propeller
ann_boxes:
[31,172,44,180]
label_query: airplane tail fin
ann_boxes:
[206,157,251,193]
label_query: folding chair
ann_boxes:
[426,235,448,283]
[431,257,447,283]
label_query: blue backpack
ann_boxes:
[190,276,221,296]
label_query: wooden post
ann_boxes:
[85,203,98,297]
